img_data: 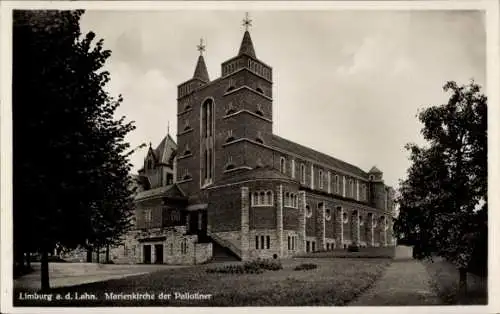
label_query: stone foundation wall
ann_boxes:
[248,229,279,259]
[195,242,213,264]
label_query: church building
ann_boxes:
[112,14,396,265]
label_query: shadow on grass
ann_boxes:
[424,258,487,305]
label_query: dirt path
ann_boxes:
[349,259,442,306]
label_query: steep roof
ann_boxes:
[238,30,256,58]
[193,55,210,82]
[212,166,299,187]
[271,135,368,179]
[154,133,177,165]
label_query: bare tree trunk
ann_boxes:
[40,250,50,291]
[458,267,468,303]
[105,244,110,263]
[96,245,100,264]
[86,247,92,263]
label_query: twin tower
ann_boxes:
[175,14,275,204]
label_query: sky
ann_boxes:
[79,9,486,189]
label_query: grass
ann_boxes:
[424,257,487,305]
[14,258,391,306]
[297,247,395,259]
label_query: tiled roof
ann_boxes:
[212,166,299,187]
[271,135,368,179]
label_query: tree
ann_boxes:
[394,80,487,302]
[13,10,138,290]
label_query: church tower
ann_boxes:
[175,13,274,204]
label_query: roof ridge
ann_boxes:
[271,134,368,176]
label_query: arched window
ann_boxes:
[260,192,265,205]
[319,170,324,189]
[325,208,332,221]
[285,192,290,207]
[280,157,286,174]
[147,159,152,170]
[343,212,348,223]
[335,175,340,194]
[359,215,364,226]
[306,205,312,218]
[266,191,272,205]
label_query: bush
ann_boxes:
[247,258,283,271]
[205,258,282,274]
[347,244,360,252]
[294,263,318,271]
[206,264,264,274]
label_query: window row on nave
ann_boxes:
[278,157,371,203]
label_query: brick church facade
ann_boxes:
[110,19,396,264]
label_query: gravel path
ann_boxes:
[349,259,442,306]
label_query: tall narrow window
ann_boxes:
[280,157,286,174]
[335,175,340,194]
[260,236,265,249]
[201,99,214,185]
[255,236,259,249]
[319,170,324,189]
[266,236,270,249]
[301,164,306,184]
[291,159,296,178]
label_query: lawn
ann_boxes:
[14,258,391,306]
[424,257,487,305]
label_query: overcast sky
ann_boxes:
[79,9,485,189]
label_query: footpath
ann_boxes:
[349,246,442,306]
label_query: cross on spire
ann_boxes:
[196,38,206,55]
[242,12,252,31]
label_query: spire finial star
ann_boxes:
[196,38,206,56]
[242,12,252,31]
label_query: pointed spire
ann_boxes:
[193,38,210,82]
[238,12,256,58]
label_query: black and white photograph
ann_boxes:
[1,0,498,312]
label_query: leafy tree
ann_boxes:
[13,10,139,290]
[394,80,487,302]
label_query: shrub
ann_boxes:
[205,258,282,274]
[206,264,264,274]
[247,258,283,271]
[294,263,318,271]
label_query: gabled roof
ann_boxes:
[271,135,368,179]
[135,184,186,201]
[211,166,299,187]
[153,133,177,165]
